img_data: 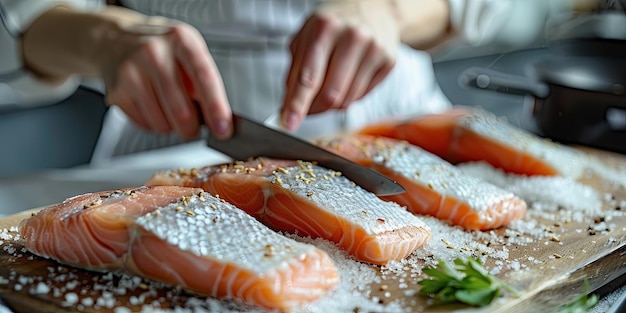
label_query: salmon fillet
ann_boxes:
[359,107,589,178]
[146,158,431,265]
[315,135,527,231]
[19,186,339,312]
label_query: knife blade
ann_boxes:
[206,113,406,196]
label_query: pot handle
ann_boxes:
[458,67,550,98]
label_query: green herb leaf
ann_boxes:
[417,257,518,307]
[455,286,498,306]
[557,279,598,313]
[418,278,449,294]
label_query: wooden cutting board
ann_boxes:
[1,148,625,313]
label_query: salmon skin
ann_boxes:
[359,107,590,178]
[146,158,431,265]
[315,135,527,231]
[19,186,339,312]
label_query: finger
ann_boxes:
[284,25,312,90]
[124,100,153,131]
[287,33,299,64]
[106,92,151,131]
[111,59,171,132]
[140,36,200,140]
[282,16,336,131]
[171,25,232,139]
[124,61,172,133]
[338,43,388,109]
[308,27,368,114]
[138,83,174,134]
[281,35,306,128]
[363,58,395,96]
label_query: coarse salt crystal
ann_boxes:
[65,280,78,290]
[509,261,521,271]
[81,297,94,307]
[64,292,79,305]
[32,282,50,295]
[17,276,30,285]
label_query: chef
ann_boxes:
[0,0,595,165]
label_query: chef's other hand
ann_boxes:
[282,0,399,131]
[102,18,232,140]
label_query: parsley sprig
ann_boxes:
[417,257,518,307]
[556,279,598,313]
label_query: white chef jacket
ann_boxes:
[0,0,578,164]
[0,0,102,107]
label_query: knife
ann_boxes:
[206,113,406,196]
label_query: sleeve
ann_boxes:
[0,0,103,108]
[446,0,577,48]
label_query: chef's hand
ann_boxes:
[281,0,400,131]
[21,6,232,140]
[102,20,232,140]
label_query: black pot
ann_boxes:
[459,56,626,154]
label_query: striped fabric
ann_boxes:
[96,0,450,158]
